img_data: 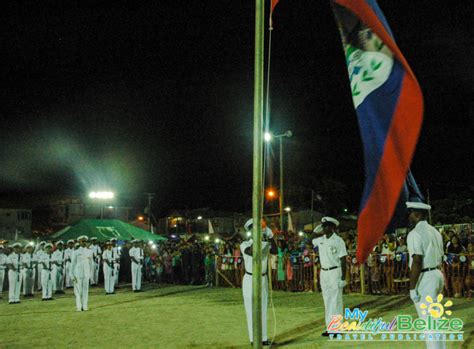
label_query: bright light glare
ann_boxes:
[151,244,157,249]
[298,231,304,236]
[148,241,153,245]
[89,191,114,199]
[29,241,35,246]
[197,216,203,220]
[284,207,291,212]
[246,231,252,237]
[215,238,221,244]
[204,235,210,241]
[264,132,272,142]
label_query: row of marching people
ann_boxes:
[0,236,145,308]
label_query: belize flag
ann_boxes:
[330,0,425,263]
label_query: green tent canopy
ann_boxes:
[50,219,167,242]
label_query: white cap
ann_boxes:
[77,235,89,241]
[90,237,98,241]
[244,219,253,231]
[74,243,80,248]
[132,239,140,243]
[0,244,4,249]
[110,238,118,242]
[322,216,340,227]
[313,224,323,233]
[67,239,75,244]
[39,241,46,246]
[11,242,22,248]
[44,243,53,249]
[406,202,431,210]
[56,240,64,245]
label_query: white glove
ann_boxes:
[338,279,346,288]
[410,289,420,303]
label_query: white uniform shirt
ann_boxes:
[64,248,73,263]
[102,250,113,265]
[112,247,121,262]
[0,253,7,270]
[240,240,270,274]
[129,247,144,264]
[407,220,444,269]
[52,249,66,268]
[71,247,93,279]
[312,234,347,269]
[35,250,46,264]
[7,252,22,271]
[40,253,54,271]
[21,252,36,270]
[90,244,102,260]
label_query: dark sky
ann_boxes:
[1,0,472,214]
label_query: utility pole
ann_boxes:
[145,193,155,232]
[252,0,264,346]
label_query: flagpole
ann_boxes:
[252,0,265,347]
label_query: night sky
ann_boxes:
[1,0,472,215]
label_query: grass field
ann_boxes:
[0,283,472,348]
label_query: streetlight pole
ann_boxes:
[270,130,292,232]
[145,193,155,232]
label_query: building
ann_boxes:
[0,208,32,240]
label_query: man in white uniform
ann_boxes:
[129,240,144,292]
[102,241,115,295]
[240,219,277,346]
[52,241,66,294]
[21,244,36,297]
[111,238,121,286]
[64,240,74,288]
[311,217,347,336]
[35,241,46,291]
[71,235,93,311]
[7,242,23,304]
[406,202,445,349]
[89,237,101,285]
[0,245,7,299]
[40,243,54,301]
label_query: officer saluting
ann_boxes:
[240,219,277,346]
[406,202,445,349]
[311,217,347,336]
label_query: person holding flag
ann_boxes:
[240,219,277,346]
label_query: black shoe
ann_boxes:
[15,301,21,304]
[321,331,330,337]
[42,298,47,301]
[48,298,54,301]
[262,340,270,346]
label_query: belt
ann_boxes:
[321,266,339,271]
[245,271,267,277]
[421,267,439,272]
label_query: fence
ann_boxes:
[215,252,474,298]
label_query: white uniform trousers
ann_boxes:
[103,263,115,293]
[242,273,268,343]
[52,266,64,291]
[413,269,446,349]
[36,264,43,290]
[8,270,22,302]
[131,262,142,290]
[94,259,100,284]
[320,268,343,328]
[22,268,35,295]
[114,264,120,285]
[74,277,90,311]
[65,262,72,287]
[41,269,53,299]
[0,269,5,295]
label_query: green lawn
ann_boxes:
[0,284,472,348]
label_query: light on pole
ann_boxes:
[89,191,115,219]
[265,130,292,231]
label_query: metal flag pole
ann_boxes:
[252,0,265,346]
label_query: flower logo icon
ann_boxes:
[420,294,453,319]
